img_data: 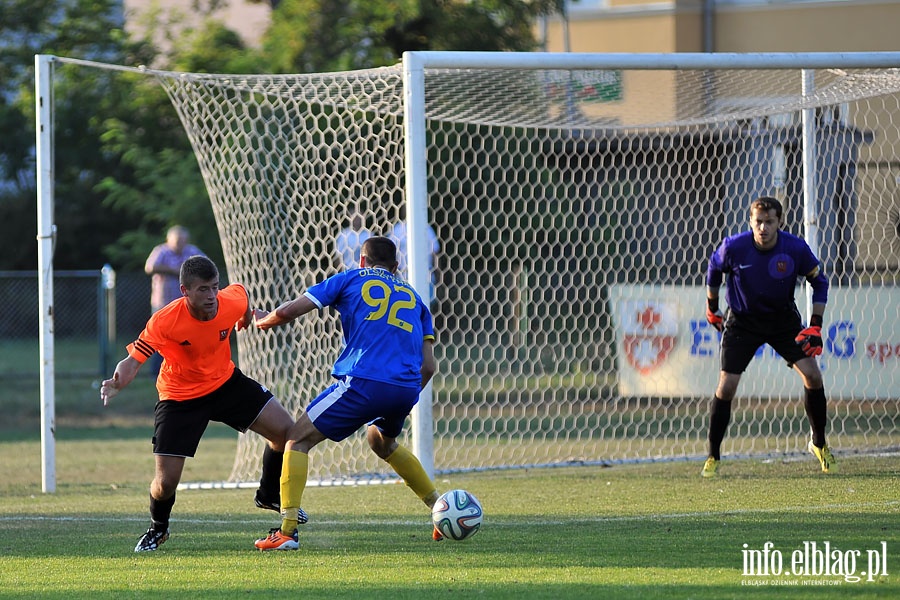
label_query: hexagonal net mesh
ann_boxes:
[139,59,899,483]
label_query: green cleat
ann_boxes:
[808,438,837,473]
[701,457,719,478]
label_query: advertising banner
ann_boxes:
[609,285,899,399]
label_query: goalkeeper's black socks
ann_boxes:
[149,492,176,532]
[258,445,285,502]
[707,396,732,460]
[804,387,828,448]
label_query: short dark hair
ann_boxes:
[751,196,783,220]
[180,255,218,287]
[361,236,398,268]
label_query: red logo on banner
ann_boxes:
[622,304,677,374]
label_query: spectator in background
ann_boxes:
[334,206,372,271]
[145,225,205,376]
[388,207,440,306]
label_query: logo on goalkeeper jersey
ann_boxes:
[619,300,678,374]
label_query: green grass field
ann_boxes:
[1,418,897,599]
[1,339,897,598]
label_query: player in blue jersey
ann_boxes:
[252,236,440,550]
[702,197,836,478]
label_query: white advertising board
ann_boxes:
[609,285,899,399]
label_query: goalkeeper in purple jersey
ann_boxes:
[701,196,836,478]
[251,236,442,550]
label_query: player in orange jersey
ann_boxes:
[100,255,305,552]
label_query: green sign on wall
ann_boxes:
[544,70,623,103]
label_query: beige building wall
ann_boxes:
[123,0,271,48]
[543,1,900,134]
[548,1,900,54]
[714,2,900,52]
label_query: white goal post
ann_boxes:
[36,52,900,491]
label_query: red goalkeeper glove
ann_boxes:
[795,315,824,357]
[705,299,724,332]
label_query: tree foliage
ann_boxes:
[0,0,143,270]
[1,0,563,271]
[97,20,268,271]
[0,2,245,271]
[263,0,565,73]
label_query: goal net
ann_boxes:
[44,53,900,484]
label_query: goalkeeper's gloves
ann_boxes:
[795,314,824,357]
[705,298,724,332]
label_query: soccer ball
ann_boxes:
[432,489,483,541]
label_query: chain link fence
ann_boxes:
[0,269,151,380]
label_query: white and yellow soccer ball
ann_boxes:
[431,489,483,541]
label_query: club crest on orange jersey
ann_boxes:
[219,329,230,341]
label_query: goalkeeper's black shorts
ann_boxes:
[720,307,809,373]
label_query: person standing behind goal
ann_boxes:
[388,206,440,307]
[100,255,307,552]
[333,205,372,271]
[702,196,836,478]
[144,225,205,378]
[252,236,441,551]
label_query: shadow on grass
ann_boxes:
[0,514,896,598]
[0,586,892,600]
[3,511,897,568]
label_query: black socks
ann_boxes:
[259,445,285,502]
[707,396,732,460]
[804,387,828,448]
[149,492,176,531]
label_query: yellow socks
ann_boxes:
[279,450,308,535]
[385,445,438,507]
[276,446,434,536]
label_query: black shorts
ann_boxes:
[720,308,808,374]
[152,368,275,457]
